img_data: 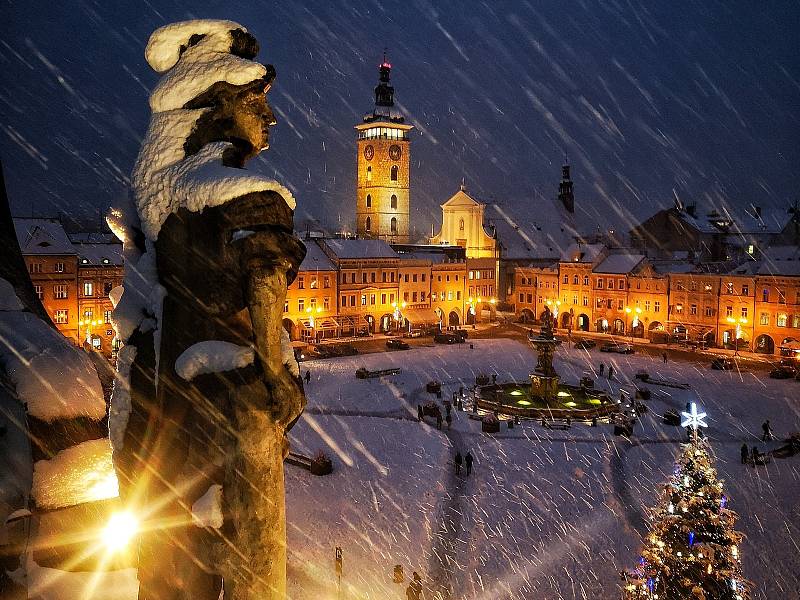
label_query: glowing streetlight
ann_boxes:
[102,511,138,552]
[726,316,747,356]
[681,401,708,443]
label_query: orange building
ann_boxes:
[431,260,468,327]
[590,253,647,335]
[558,243,607,331]
[72,235,124,356]
[14,218,79,343]
[284,240,339,342]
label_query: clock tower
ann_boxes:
[355,54,413,243]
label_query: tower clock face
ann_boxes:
[363,145,374,160]
[389,145,402,161]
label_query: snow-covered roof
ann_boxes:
[652,260,698,275]
[755,245,800,277]
[561,243,606,263]
[486,202,577,261]
[299,240,337,272]
[324,239,399,260]
[13,218,76,255]
[594,252,646,274]
[74,242,123,267]
[69,232,119,244]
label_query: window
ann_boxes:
[654,301,661,312]
[371,272,376,283]
[341,273,347,284]
[617,299,623,310]
[286,300,290,313]
[421,274,426,282]
[366,194,372,208]
[361,295,367,306]
[573,275,578,285]
[676,303,683,314]
[351,273,356,283]
[54,309,68,324]
[741,307,748,319]
[459,218,464,231]
[519,293,524,303]
[469,271,474,280]
[366,166,372,181]
[742,284,749,296]
[726,306,733,317]
[596,297,604,308]
[390,272,395,282]
[619,279,625,289]
[456,291,461,300]
[762,288,769,302]
[365,216,371,232]
[390,294,395,304]
[778,288,786,304]
[636,281,641,290]
[597,278,604,289]
[563,275,568,284]
[777,314,787,327]
[310,277,318,289]
[760,312,769,325]
[350,295,355,306]
[690,304,697,315]
[298,277,304,289]
[412,292,417,302]
[298,299,304,312]
[309,298,317,310]
[106,329,114,337]
[583,295,588,306]
[104,310,112,323]
[644,300,650,311]
[29,262,42,274]
[704,284,712,292]
[370,294,376,305]
[391,217,397,233]
[53,284,68,299]
[447,291,453,300]
[583,275,589,286]
[104,282,113,296]
[793,315,800,328]
[55,262,65,273]
[34,285,42,300]
[83,281,94,296]
[420,292,426,302]
[405,292,411,302]
[390,165,398,181]
[381,293,387,304]
[323,277,330,289]
[690,281,697,291]
[382,272,387,283]
[608,279,614,290]
[573,295,578,305]
[390,194,398,209]
[412,274,418,283]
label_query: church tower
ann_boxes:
[558,161,575,214]
[355,54,413,242]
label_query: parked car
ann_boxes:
[403,330,424,338]
[452,329,468,342]
[294,348,308,362]
[356,330,371,338]
[770,365,796,379]
[433,333,458,344]
[600,342,634,354]
[336,344,359,356]
[386,339,410,350]
[574,339,596,350]
[710,357,734,370]
[311,345,333,358]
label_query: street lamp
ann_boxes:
[726,316,747,356]
[78,318,101,349]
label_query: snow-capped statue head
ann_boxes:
[132,19,294,241]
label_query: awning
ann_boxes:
[298,316,340,331]
[336,315,369,329]
[402,308,440,326]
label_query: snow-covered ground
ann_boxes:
[286,338,800,599]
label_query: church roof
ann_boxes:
[441,188,482,209]
[323,238,399,260]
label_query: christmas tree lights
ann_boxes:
[623,437,751,599]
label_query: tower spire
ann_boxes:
[558,159,575,214]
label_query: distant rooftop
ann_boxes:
[13,218,76,255]
[73,241,123,267]
[299,240,337,272]
[594,252,646,274]
[324,238,399,260]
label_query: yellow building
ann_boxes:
[430,185,497,258]
[355,57,412,243]
[431,260,468,327]
[284,240,339,342]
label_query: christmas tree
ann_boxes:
[623,437,750,599]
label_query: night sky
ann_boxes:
[1,1,798,237]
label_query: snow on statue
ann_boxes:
[109,19,306,600]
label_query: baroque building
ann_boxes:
[355,55,412,243]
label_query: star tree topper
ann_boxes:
[681,401,708,439]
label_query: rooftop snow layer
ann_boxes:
[74,242,123,266]
[298,240,337,272]
[13,218,77,255]
[323,238,399,260]
[594,252,646,274]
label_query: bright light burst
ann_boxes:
[681,401,708,430]
[102,512,138,552]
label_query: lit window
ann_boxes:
[104,310,111,323]
[298,277,304,289]
[55,262,65,273]
[84,282,94,296]
[366,194,372,208]
[34,285,42,300]
[54,309,68,324]
[53,284,68,299]
[777,314,787,327]
[365,216,371,232]
[310,278,318,289]
[366,166,372,182]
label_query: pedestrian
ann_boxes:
[465,451,474,476]
[599,363,605,376]
[751,446,760,465]
[662,352,668,364]
[436,414,442,430]
[454,451,462,474]
[446,413,452,429]
[608,365,614,380]
[417,405,423,422]
[740,443,749,465]
[761,420,773,441]
[304,370,311,384]
[406,571,422,600]
[492,373,497,385]
[446,403,452,417]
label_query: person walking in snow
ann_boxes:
[417,405,423,422]
[607,365,614,380]
[599,363,605,377]
[751,446,760,465]
[740,443,749,465]
[662,352,668,364]
[761,420,773,441]
[304,370,311,384]
[446,412,452,429]
[406,571,422,600]
[436,413,443,430]
[465,451,474,476]
[454,451,463,474]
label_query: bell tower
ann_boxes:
[355,53,413,243]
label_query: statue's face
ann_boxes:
[232,83,276,158]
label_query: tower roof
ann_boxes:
[363,51,405,124]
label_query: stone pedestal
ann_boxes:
[530,373,560,403]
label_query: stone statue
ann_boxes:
[109,21,305,600]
